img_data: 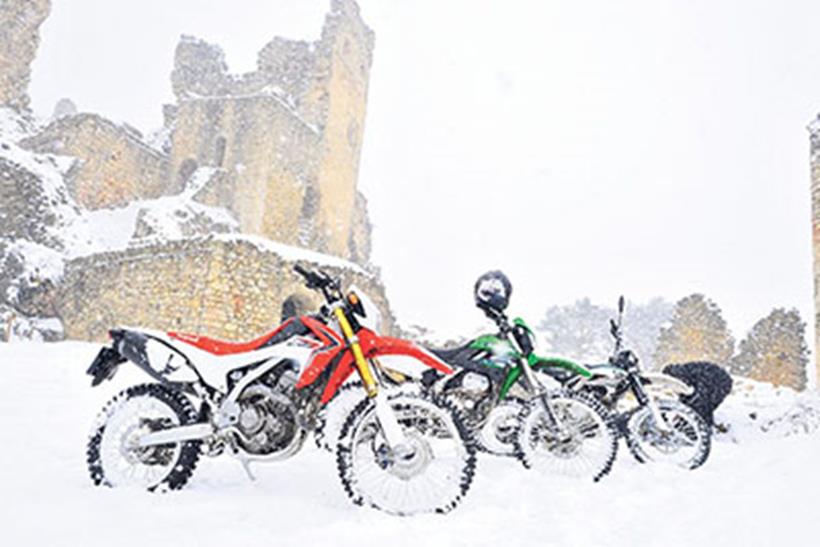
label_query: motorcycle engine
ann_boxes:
[234,377,303,459]
[440,371,493,430]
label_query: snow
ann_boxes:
[0,341,818,546]
[71,204,144,252]
[716,377,820,442]
[215,233,369,275]
[145,123,172,154]
[3,239,66,284]
[0,309,63,342]
[0,107,38,142]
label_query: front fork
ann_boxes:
[629,376,671,433]
[333,307,408,449]
[519,358,564,433]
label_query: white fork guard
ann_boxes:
[374,391,409,449]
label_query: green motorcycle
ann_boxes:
[427,271,619,482]
[431,275,710,471]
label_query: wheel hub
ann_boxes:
[374,433,433,480]
[121,419,175,465]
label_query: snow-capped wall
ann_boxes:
[57,236,394,343]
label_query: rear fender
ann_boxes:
[107,329,199,385]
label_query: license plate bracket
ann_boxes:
[86,346,125,386]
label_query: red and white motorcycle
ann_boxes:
[85,265,476,515]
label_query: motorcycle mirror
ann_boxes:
[610,318,619,338]
[618,295,625,314]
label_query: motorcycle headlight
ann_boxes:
[350,285,382,333]
[617,350,640,371]
[512,324,535,355]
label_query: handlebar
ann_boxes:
[479,303,511,334]
[292,264,340,302]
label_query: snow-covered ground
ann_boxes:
[1,341,818,547]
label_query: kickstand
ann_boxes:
[239,459,256,482]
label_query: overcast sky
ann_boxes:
[29,1,820,360]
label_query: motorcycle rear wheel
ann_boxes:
[86,383,201,491]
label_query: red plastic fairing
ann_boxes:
[295,316,345,390]
[318,328,454,404]
[167,320,297,356]
[320,354,357,404]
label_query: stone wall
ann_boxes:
[349,191,372,265]
[809,120,820,382]
[0,0,50,111]
[21,114,172,209]
[57,236,395,343]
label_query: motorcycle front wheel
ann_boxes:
[514,390,618,482]
[336,392,476,515]
[624,399,711,469]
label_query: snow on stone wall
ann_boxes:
[57,236,394,343]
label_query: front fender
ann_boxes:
[571,365,627,390]
[319,330,454,405]
[364,335,454,375]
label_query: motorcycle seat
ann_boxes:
[537,366,575,384]
[427,343,476,363]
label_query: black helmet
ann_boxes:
[474,270,512,312]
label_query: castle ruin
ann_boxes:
[0,0,393,342]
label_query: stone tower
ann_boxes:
[0,0,50,111]
[167,0,374,264]
[809,117,820,382]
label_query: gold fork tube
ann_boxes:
[334,307,378,397]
